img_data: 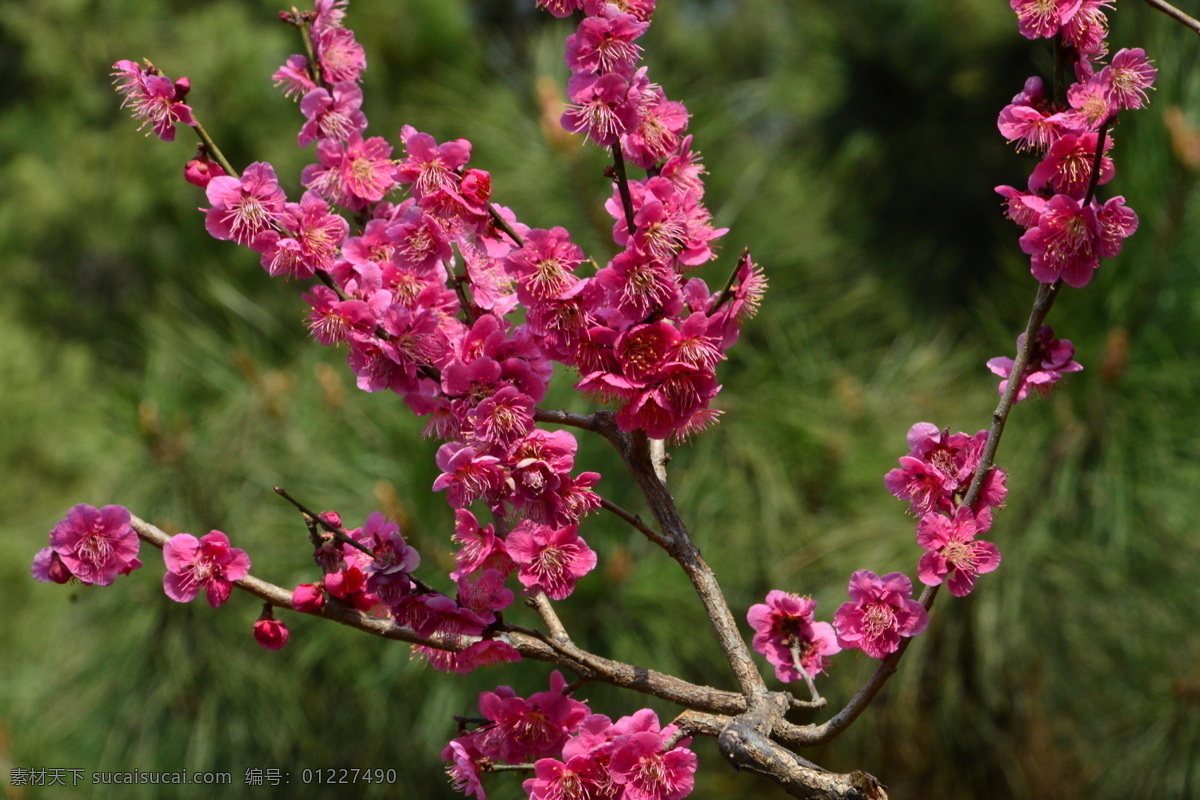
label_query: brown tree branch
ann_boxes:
[127,513,753,716]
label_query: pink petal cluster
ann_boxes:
[833,570,928,659]
[442,682,699,800]
[998,0,1154,288]
[987,324,1083,401]
[34,504,141,587]
[916,508,1002,597]
[884,422,1007,530]
[111,59,194,141]
[746,591,840,683]
[163,530,251,608]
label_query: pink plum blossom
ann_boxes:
[476,671,590,764]
[916,508,1002,597]
[48,504,141,587]
[505,522,597,600]
[204,162,287,246]
[747,591,841,683]
[162,530,251,608]
[833,570,928,659]
[987,325,1083,401]
[562,71,641,147]
[1103,48,1156,110]
[111,60,194,142]
[298,81,368,146]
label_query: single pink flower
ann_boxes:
[298,81,368,147]
[162,530,251,608]
[48,504,141,587]
[476,671,591,764]
[505,522,598,600]
[747,591,841,683]
[608,730,697,800]
[561,71,641,147]
[1103,48,1156,110]
[1019,193,1101,287]
[204,162,287,246]
[111,60,195,142]
[833,570,928,659]
[565,9,648,76]
[916,508,1002,597]
[987,325,1083,402]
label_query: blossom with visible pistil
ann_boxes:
[111,60,194,142]
[46,504,141,586]
[162,530,251,608]
[506,521,597,600]
[916,507,1002,597]
[833,570,928,659]
[204,162,287,246]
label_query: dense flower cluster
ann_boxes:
[996,5,1154,288]
[443,672,697,800]
[56,0,1164,796]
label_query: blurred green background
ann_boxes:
[2,0,1199,798]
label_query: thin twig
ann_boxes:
[127,512,755,716]
[191,120,236,179]
[1143,0,1200,34]
[598,496,672,549]
[801,278,1062,747]
[610,143,637,236]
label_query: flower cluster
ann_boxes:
[444,672,697,800]
[885,423,1006,597]
[997,6,1154,288]
[104,0,767,684]
[549,0,758,442]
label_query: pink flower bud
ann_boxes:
[253,607,289,650]
[291,582,326,612]
[184,155,226,188]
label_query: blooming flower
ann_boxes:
[162,530,251,608]
[833,570,928,659]
[747,591,841,683]
[111,59,195,142]
[916,508,1002,597]
[47,504,141,587]
[505,522,598,600]
[987,325,1083,401]
[204,162,287,246]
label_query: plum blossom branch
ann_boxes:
[127,512,758,716]
[609,142,638,235]
[192,120,237,179]
[799,278,1062,747]
[598,495,671,548]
